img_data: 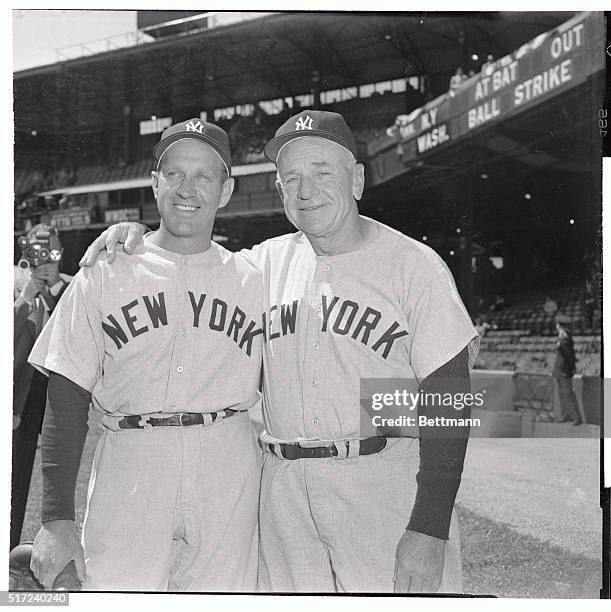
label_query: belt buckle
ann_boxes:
[179,413,189,426]
[298,439,331,448]
[138,415,153,429]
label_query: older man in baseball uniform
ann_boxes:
[81,110,479,593]
[28,119,264,591]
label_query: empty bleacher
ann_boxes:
[475,329,600,376]
[482,285,600,336]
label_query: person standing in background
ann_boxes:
[552,314,582,426]
[12,224,72,550]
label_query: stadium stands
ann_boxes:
[474,283,600,375]
[14,91,403,200]
[476,330,600,376]
[480,285,600,336]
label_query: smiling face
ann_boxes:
[275,137,364,240]
[151,139,234,252]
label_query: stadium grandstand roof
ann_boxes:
[15,11,575,111]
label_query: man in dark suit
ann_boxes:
[552,313,582,426]
[12,225,71,550]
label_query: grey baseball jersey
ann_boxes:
[241,216,479,443]
[29,236,264,422]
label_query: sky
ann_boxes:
[12,9,137,72]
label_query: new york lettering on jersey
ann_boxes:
[101,289,263,357]
[262,295,408,359]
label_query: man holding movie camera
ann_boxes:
[12,224,71,551]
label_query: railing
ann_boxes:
[55,30,156,63]
[54,12,272,64]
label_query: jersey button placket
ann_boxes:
[172,258,188,411]
[303,262,326,437]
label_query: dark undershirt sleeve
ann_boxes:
[406,347,471,540]
[41,372,91,523]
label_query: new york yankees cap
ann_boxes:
[153,118,232,176]
[264,110,358,163]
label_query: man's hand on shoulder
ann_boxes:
[30,520,86,589]
[79,222,148,267]
[394,528,445,593]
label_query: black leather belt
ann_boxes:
[269,436,387,460]
[117,409,240,430]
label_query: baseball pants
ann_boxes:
[557,377,582,423]
[81,411,261,591]
[258,437,462,593]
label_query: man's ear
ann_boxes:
[151,171,160,198]
[274,179,285,203]
[352,163,365,201]
[217,177,235,210]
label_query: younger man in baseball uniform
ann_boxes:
[28,120,264,591]
[81,111,479,593]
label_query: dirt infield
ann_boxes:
[18,410,603,597]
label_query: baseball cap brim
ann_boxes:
[264,130,356,163]
[153,133,231,176]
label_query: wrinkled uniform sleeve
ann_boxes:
[27,268,103,523]
[28,268,104,392]
[409,271,479,383]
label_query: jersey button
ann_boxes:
[312,378,318,386]
[177,366,184,373]
[313,418,320,426]
[324,264,331,272]
[313,341,320,350]
[182,329,187,337]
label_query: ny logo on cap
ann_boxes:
[295,115,314,131]
[185,120,205,134]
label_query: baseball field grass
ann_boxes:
[19,410,603,598]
